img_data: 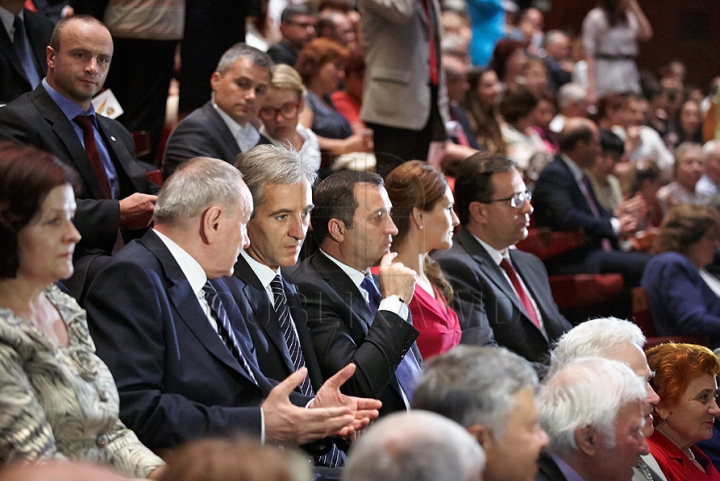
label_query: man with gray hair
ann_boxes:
[551,317,665,481]
[343,411,486,481]
[549,83,588,133]
[163,43,273,177]
[697,140,720,197]
[412,346,549,481]
[543,30,572,91]
[535,357,649,481]
[85,156,380,454]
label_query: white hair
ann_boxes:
[558,83,587,109]
[343,411,485,481]
[537,357,646,455]
[702,140,720,159]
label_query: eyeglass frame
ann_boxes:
[479,191,532,208]
[258,101,301,121]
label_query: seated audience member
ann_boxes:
[443,55,481,150]
[551,317,665,481]
[523,58,549,98]
[296,39,371,159]
[0,462,127,481]
[549,82,588,133]
[657,142,708,213]
[0,142,163,476]
[160,438,312,481]
[317,11,356,49]
[434,153,570,368]
[533,117,650,287]
[641,204,720,348]
[258,65,321,172]
[330,48,368,135]
[383,162,463,359]
[596,93,628,131]
[342,411,485,481]
[535,358,649,481]
[412,346,549,481]
[674,99,704,148]
[489,39,527,94]
[162,44,273,178]
[287,171,421,416]
[627,161,664,230]
[697,347,720,474]
[267,3,318,67]
[500,88,551,174]
[530,90,559,156]
[543,30,573,92]
[463,67,507,154]
[0,0,54,105]
[0,15,158,263]
[84,157,380,452]
[586,129,624,212]
[645,343,720,480]
[697,141,720,198]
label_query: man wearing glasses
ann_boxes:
[267,3,318,67]
[163,43,273,178]
[434,152,571,372]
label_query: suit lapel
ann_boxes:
[25,12,48,75]
[0,22,29,86]
[203,102,242,160]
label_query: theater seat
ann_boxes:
[549,274,624,309]
[146,169,165,187]
[515,228,586,261]
[631,286,708,348]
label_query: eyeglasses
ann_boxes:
[286,20,316,29]
[258,102,300,121]
[481,191,532,208]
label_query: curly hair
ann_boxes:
[653,204,720,255]
[294,38,348,85]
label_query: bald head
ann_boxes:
[558,118,600,168]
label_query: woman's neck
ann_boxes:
[0,277,47,315]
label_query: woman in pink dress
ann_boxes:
[383,161,463,359]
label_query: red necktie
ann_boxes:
[499,258,540,329]
[73,115,112,199]
[421,0,439,86]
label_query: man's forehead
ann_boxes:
[353,183,389,210]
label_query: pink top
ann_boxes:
[409,284,462,360]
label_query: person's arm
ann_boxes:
[627,0,652,41]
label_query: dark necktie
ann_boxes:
[360,275,421,404]
[202,281,257,385]
[13,16,40,89]
[499,258,540,329]
[73,115,112,199]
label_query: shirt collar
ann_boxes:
[153,229,208,297]
[240,249,280,290]
[470,232,508,266]
[212,100,261,151]
[43,78,96,123]
[550,453,587,481]
[320,249,367,288]
[560,153,584,183]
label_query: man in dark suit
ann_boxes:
[287,170,421,416]
[84,157,380,452]
[542,30,572,92]
[267,3,317,67]
[0,15,157,261]
[533,117,650,287]
[0,0,54,105]
[163,43,272,178]
[434,153,571,368]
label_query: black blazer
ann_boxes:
[534,451,570,481]
[0,85,158,256]
[162,101,271,178]
[434,228,571,366]
[0,9,53,105]
[287,252,419,416]
[84,230,311,450]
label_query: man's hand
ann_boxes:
[615,194,646,220]
[262,368,355,446]
[313,364,382,438]
[119,193,157,230]
[378,252,417,303]
[618,214,638,237]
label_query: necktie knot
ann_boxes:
[73,114,94,132]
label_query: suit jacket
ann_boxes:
[162,101,271,178]
[434,228,571,365]
[450,104,480,149]
[535,451,570,481]
[84,230,311,450]
[0,8,53,105]
[287,252,420,416]
[359,0,449,130]
[0,85,158,256]
[267,39,299,67]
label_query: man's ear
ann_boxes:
[327,218,346,243]
[468,201,487,225]
[200,206,223,244]
[575,425,598,456]
[210,71,221,93]
[46,46,56,70]
[466,424,492,449]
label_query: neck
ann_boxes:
[46,76,92,111]
[656,423,694,452]
[321,241,367,273]
[0,1,24,15]
[0,277,48,315]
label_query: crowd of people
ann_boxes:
[2,0,720,480]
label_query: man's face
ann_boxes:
[628,99,649,127]
[281,14,317,49]
[246,179,312,270]
[330,14,356,48]
[481,169,533,251]
[446,66,469,103]
[342,183,397,271]
[546,35,570,61]
[593,400,649,481]
[482,388,549,481]
[211,57,270,127]
[208,180,253,278]
[578,127,602,169]
[47,19,113,108]
[705,148,720,183]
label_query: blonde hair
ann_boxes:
[271,64,306,99]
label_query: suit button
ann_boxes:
[96,434,109,448]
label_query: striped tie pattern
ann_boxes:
[202,281,257,385]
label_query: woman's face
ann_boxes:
[420,186,459,252]
[478,70,502,108]
[687,232,719,269]
[680,101,702,135]
[676,147,704,191]
[16,184,80,285]
[258,87,301,142]
[532,99,556,131]
[506,49,528,79]
[315,60,345,95]
[524,62,548,93]
[659,373,720,446]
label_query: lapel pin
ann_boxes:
[110,136,116,141]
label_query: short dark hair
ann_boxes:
[311,170,383,244]
[454,153,515,226]
[281,3,317,23]
[49,15,105,52]
[558,122,593,152]
[499,88,539,125]
[600,129,624,156]
[0,142,79,278]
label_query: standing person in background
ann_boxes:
[267,3,317,67]
[582,0,652,105]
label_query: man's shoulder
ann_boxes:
[175,102,218,129]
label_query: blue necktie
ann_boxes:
[13,16,40,89]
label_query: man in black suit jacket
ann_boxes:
[163,43,272,178]
[266,3,317,67]
[532,117,649,287]
[85,157,380,451]
[287,170,421,417]
[0,15,157,261]
[434,153,571,369]
[0,0,54,105]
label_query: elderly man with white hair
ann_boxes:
[342,411,485,481]
[697,141,720,198]
[535,357,649,481]
[412,346,549,481]
[549,83,588,133]
[551,317,665,481]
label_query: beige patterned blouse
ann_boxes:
[0,284,163,478]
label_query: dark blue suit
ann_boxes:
[84,230,311,450]
[641,252,720,348]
